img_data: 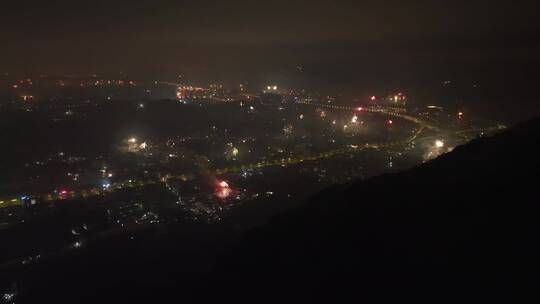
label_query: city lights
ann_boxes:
[265,85,278,92]
[0,75,505,256]
[0,2,527,297]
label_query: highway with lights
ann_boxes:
[0,102,504,208]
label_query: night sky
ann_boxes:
[2,0,539,95]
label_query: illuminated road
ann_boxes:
[296,100,441,131]
[0,126,424,206]
[214,125,426,175]
[0,100,503,207]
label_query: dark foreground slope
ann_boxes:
[12,118,540,303]
[205,118,540,302]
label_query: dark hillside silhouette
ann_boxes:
[12,118,540,303]
[207,118,540,302]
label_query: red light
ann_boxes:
[215,180,232,199]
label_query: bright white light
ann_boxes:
[351,115,358,123]
[128,137,137,143]
[3,293,15,301]
[273,85,278,90]
[232,147,239,156]
[435,140,444,148]
[219,181,229,188]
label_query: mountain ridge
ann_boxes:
[205,118,540,302]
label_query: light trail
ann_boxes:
[296,101,441,131]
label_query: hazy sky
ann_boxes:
[1,0,539,84]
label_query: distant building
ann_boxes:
[176,86,215,103]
